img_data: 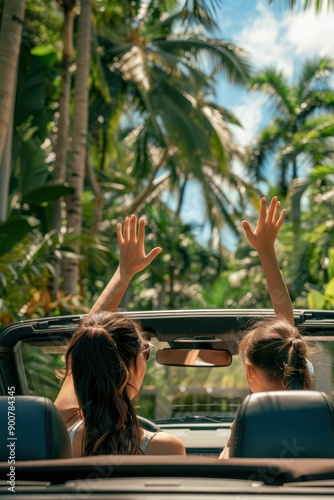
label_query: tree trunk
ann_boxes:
[291,158,300,232]
[0,0,25,221]
[52,5,74,232]
[0,110,12,222]
[51,5,74,296]
[175,173,189,219]
[62,0,91,295]
[86,156,103,233]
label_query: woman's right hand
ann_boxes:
[241,196,286,255]
[117,214,162,280]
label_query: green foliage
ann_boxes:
[2,0,334,331]
[21,344,63,401]
[0,217,38,257]
[306,249,334,310]
[247,56,334,199]
[23,0,62,48]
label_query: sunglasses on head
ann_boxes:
[141,342,154,362]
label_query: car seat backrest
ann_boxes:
[0,395,72,460]
[230,390,334,458]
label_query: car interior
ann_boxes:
[1,309,334,498]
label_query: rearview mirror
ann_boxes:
[156,348,232,367]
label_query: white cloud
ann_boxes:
[235,2,295,76]
[284,8,334,58]
[235,1,334,78]
[226,1,334,145]
[230,92,267,146]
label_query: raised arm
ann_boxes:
[90,214,162,315]
[241,196,294,324]
[55,214,162,415]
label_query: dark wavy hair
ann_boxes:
[62,312,145,456]
[239,316,312,390]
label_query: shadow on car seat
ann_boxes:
[230,390,334,458]
[0,396,72,460]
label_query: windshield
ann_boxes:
[21,334,333,423]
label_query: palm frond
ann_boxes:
[150,7,218,33]
[154,36,252,85]
[246,124,284,182]
[181,1,220,33]
[268,0,334,11]
[250,67,295,117]
[296,91,334,125]
[145,44,213,92]
[297,55,334,100]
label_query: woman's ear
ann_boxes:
[133,352,141,374]
[246,362,255,380]
[133,352,146,380]
[126,354,146,400]
[245,362,256,386]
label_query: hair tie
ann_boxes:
[306,358,314,376]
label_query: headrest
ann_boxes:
[0,396,72,461]
[230,390,334,458]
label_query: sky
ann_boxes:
[216,0,334,146]
[177,0,334,248]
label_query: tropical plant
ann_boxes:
[268,0,334,12]
[56,0,253,295]
[303,247,334,310]
[114,203,222,310]
[247,56,334,228]
[52,0,76,234]
[62,0,91,295]
[283,161,334,299]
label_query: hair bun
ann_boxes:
[291,338,303,348]
[86,325,109,336]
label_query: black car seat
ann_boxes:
[230,390,334,458]
[0,395,72,460]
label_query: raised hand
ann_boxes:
[89,214,162,314]
[241,197,286,254]
[241,196,293,323]
[117,214,162,279]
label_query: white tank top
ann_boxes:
[68,420,159,454]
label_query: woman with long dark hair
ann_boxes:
[55,215,185,456]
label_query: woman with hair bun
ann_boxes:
[55,215,185,456]
[239,316,312,394]
[219,197,314,459]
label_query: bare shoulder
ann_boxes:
[146,431,186,455]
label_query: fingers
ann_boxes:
[276,208,286,230]
[123,216,130,242]
[137,217,145,245]
[258,197,267,224]
[272,199,281,222]
[145,247,163,265]
[117,222,124,246]
[130,214,137,241]
[120,215,138,243]
[266,196,277,222]
[269,197,286,228]
[241,220,253,240]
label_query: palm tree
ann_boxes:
[285,143,334,297]
[52,0,76,231]
[268,0,334,11]
[0,0,26,221]
[62,0,91,295]
[88,0,252,235]
[246,56,334,228]
[51,0,76,296]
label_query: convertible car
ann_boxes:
[1,308,334,499]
